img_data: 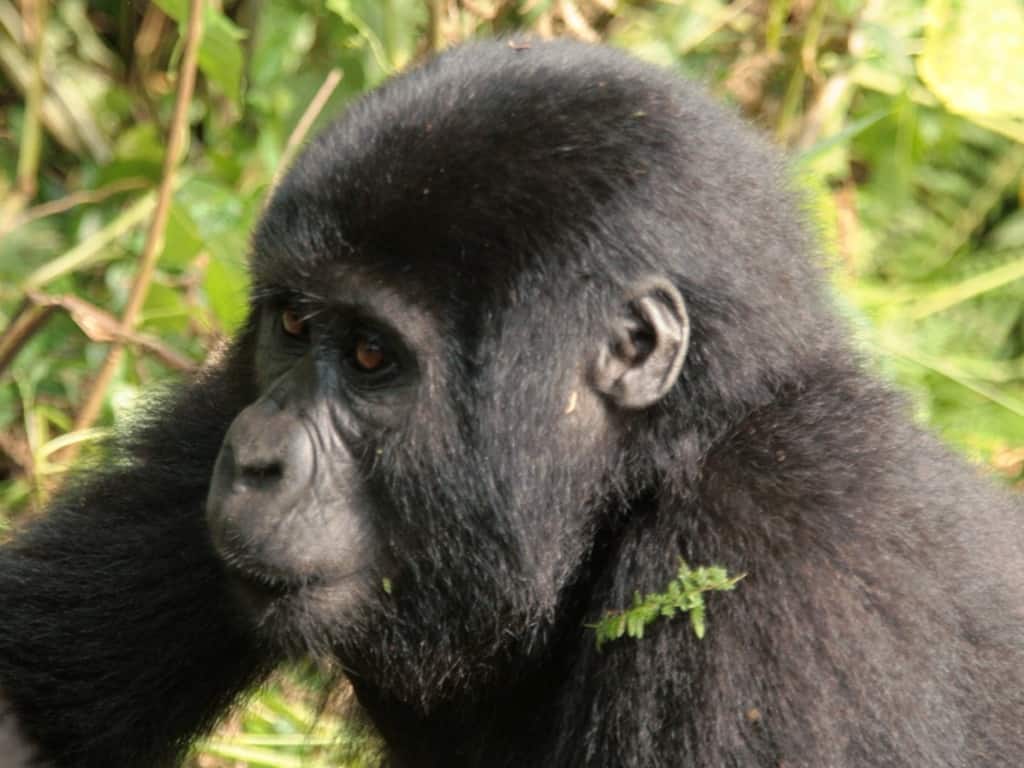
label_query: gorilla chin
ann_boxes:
[225,570,375,659]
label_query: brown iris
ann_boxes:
[281,309,306,337]
[354,337,386,371]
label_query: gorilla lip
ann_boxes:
[224,565,299,619]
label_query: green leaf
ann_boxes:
[918,0,1024,118]
[589,561,744,649]
[797,109,889,165]
[249,2,317,87]
[690,604,706,640]
[160,202,203,271]
[99,123,164,185]
[153,0,247,104]
[326,0,393,78]
[141,282,190,334]
[204,246,250,333]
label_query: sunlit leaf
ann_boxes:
[919,0,1024,118]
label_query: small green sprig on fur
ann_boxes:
[591,560,744,649]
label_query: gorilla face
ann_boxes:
[205,257,689,692]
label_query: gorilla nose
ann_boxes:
[239,455,284,489]
[213,403,314,499]
[205,394,319,560]
[218,443,284,491]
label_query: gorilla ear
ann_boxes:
[591,278,689,410]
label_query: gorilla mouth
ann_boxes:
[210,528,338,621]
[223,564,309,620]
[223,558,366,632]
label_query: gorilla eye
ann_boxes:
[281,309,307,337]
[343,331,400,386]
[353,337,386,372]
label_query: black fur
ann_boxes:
[2,40,1022,768]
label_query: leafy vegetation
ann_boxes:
[591,560,744,648]
[1,0,1021,764]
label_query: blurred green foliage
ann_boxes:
[1,0,1022,764]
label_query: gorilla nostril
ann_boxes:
[238,461,284,490]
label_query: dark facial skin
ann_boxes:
[206,296,414,622]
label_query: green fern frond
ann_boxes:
[589,560,744,649]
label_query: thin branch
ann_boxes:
[559,0,600,42]
[0,290,195,379]
[426,0,445,51]
[0,298,57,376]
[16,0,44,196]
[4,178,149,233]
[21,189,162,291]
[461,0,496,20]
[64,0,204,461]
[0,0,46,230]
[273,68,344,188]
[26,291,196,372]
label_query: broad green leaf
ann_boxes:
[204,244,250,332]
[160,203,203,271]
[990,212,1024,250]
[98,123,164,185]
[141,282,190,334]
[249,0,317,87]
[918,0,1024,118]
[153,0,247,105]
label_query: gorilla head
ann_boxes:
[205,40,839,699]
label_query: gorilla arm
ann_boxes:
[0,353,268,768]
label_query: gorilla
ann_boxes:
[1,39,1022,768]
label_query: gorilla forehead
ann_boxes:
[250,37,821,372]
[252,41,719,296]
